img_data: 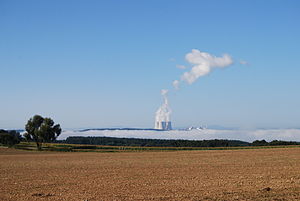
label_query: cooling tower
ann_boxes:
[155,89,172,130]
[155,121,172,130]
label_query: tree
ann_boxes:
[251,140,268,146]
[24,115,62,150]
[0,130,22,147]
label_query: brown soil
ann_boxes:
[1,147,300,200]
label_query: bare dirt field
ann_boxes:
[1,147,300,201]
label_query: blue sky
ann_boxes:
[1,0,300,129]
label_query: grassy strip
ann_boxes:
[13,142,300,152]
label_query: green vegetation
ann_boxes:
[62,136,300,147]
[12,136,300,153]
[63,137,249,147]
[24,115,61,150]
[251,139,300,146]
[0,129,22,147]
[13,141,300,153]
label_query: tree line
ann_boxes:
[61,136,300,147]
[0,129,22,147]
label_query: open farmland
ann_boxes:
[1,147,300,201]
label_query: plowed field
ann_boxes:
[1,147,300,200]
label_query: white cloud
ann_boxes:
[239,60,248,65]
[174,49,234,88]
[176,64,187,69]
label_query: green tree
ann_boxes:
[24,115,62,150]
[0,130,22,147]
[251,140,269,146]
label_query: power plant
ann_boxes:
[155,90,172,130]
[155,121,172,130]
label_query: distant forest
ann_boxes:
[60,137,300,147]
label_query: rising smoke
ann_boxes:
[173,49,234,89]
[155,89,171,123]
[156,49,235,128]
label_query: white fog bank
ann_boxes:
[58,129,300,142]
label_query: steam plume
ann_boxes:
[155,89,171,123]
[172,80,180,90]
[174,49,233,88]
